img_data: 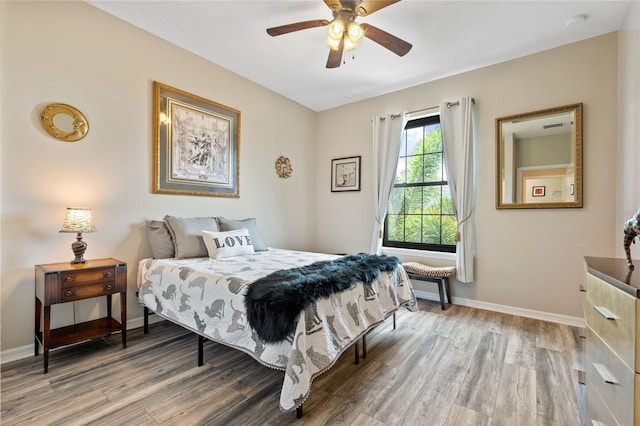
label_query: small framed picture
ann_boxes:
[532,186,546,197]
[331,156,361,192]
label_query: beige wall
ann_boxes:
[315,33,620,319]
[0,2,317,353]
[617,1,640,256]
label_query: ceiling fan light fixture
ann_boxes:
[327,18,345,40]
[344,37,358,51]
[347,21,365,43]
[325,36,341,50]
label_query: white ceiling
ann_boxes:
[89,0,633,112]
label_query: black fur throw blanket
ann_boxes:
[244,253,400,343]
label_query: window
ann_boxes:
[383,114,456,252]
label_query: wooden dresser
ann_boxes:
[584,256,640,425]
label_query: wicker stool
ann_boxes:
[402,262,456,310]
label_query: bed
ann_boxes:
[137,217,417,414]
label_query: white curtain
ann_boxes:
[440,97,477,282]
[370,112,408,254]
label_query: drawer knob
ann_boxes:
[66,277,73,282]
[65,290,73,297]
[105,272,113,278]
[106,284,112,290]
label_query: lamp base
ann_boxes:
[70,233,88,265]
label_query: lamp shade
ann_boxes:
[59,208,97,233]
[347,21,364,43]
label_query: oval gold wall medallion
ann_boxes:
[40,103,89,142]
[275,156,292,178]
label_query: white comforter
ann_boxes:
[137,248,416,411]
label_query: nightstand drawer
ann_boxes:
[61,267,116,287]
[586,326,636,426]
[61,282,117,302]
[585,272,638,369]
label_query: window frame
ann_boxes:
[383,112,456,253]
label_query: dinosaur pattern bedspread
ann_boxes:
[137,248,416,412]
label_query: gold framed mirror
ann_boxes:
[275,156,292,178]
[496,103,583,209]
[40,103,89,142]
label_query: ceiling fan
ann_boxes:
[266,0,412,69]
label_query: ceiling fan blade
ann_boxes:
[267,19,329,36]
[355,0,401,16]
[360,23,412,56]
[326,38,344,68]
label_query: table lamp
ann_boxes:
[59,207,97,265]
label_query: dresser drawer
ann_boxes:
[585,380,618,426]
[585,272,640,370]
[61,266,116,287]
[60,282,117,302]
[586,326,636,426]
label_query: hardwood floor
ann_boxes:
[1,300,584,425]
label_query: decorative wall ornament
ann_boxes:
[275,156,292,178]
[40,103,89,142]
[153,81,240,198]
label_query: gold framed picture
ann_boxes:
[153,81,240,197]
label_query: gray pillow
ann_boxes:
[147,220,175,259]
[164,215,219,259]
[216,217,267,251]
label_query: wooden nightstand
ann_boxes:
[34,258,127,373]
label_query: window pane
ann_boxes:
[442,215,457,245]
[442,185,455,215]
[406,155,424,184]
[423,125,442,153]
[388,187,404,214]
[422,186,441,214]
[404,214,422,243]
[406,186,422,214]
[422,215,441,244]
[406,127,423,155]
[387,214,404,241]
[423,153,442,182]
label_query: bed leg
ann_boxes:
[198,335,204,367]
[362,334,367,358]
[296,404,303,419]
[354,341,359,365]
[393,312,396,330]
[143,307,149,334]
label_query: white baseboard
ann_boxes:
[1,344,34,365]
[413,289,585,328]
[0,315,165,365]
[2,295,583,365]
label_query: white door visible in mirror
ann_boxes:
[496,103,582,209]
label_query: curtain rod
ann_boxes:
[388,98,476,119]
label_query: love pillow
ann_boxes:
[202,228,255,259]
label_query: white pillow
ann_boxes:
[202,228,255,259]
